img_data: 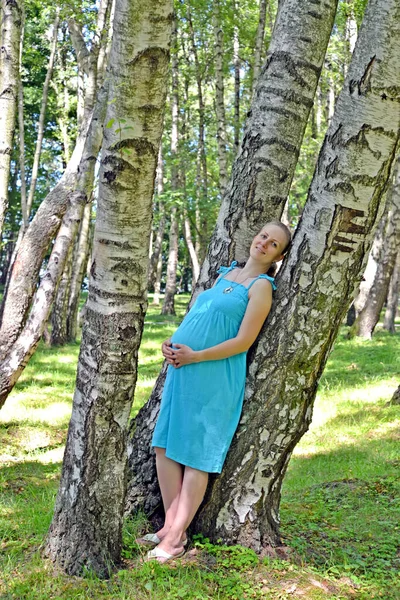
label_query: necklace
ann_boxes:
[223,268,249,294]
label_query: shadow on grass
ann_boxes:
[320,330,400,393]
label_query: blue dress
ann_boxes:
[152,262,276,473]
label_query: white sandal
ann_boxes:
[145,546,186,563]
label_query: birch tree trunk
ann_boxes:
[0,2,110,364]
[25,10,59,220]
[66,201,92,342]
[152,252,163,306]
[161,21,179,316]
[352,212,387,316]
[0,192,86,405]
[192,0,400,546]
[0,0,21,237]
[252,0,267,95]
[126,0,339,517]
[213,0,228,196]
[391,386,400,405]
[45,0,172,577]
[48,0,112,347]
[353,158,400,339]
[161,206,178,315]
[383,251,400,334]
[148,149,165,290]
[233,0,240,153]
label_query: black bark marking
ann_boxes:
[261,137,298,154]
[89,284,143,302]
[90,259,97,279]
[256,158,289,182]
[325,156,338,179]
[345,124,386,159]
[98,239,135,250]
[331,206,366,253]
[300,36,312,43]
[108,137,156,156]
[263,51,320,89]
[128,46,169,69]
[307,10,322,19]
[109,257,145,277]
[349,56,376,96]
[328,124,343,149]
[264,86,314,108]
[261,106,302,122]
[324,181,357,201]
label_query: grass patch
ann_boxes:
[0,298,399,599]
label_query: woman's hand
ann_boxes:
[161,338,175,365]
[170,343,199,368]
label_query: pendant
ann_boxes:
[223,286,234,294]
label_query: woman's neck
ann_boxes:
[239,257,271,278]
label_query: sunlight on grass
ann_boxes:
[0,301,399,599]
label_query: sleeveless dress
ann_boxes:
[151,262,276,473]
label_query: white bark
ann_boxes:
[127,0,339,521]
[213,0,228,196]
[25,10,59,220]
[192,0,400,545]
[45,0,172,577]
[252,0,268,95]
[0,192,85,406]
[383,251,400,334]
[355,158,400,338]
[0,0,21,236]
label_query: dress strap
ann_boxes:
[247,274,277,291]
[216,260,238,275]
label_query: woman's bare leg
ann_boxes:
[154,447,184,539]
[155,465,208,558]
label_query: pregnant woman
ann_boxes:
[143,221,291,562]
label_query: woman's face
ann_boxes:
[249,223,288,265]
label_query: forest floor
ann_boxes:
[0,295,399,600]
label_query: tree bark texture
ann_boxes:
[0,0,21,237]
[354,158,400,339]
[161,22,179,315]
[161,205,178,315]
[50,241,74,346]
[0,192,86,407]
[233,0,240,153]
[66,201,92,342]
[45,0,172,577]
[0,74,108,362]
[148,149,165,290]
[391,385,400,405]
[252,0,267,95]
[25,11,59,220]
[126,0,339,515]
[187,5,208,219]
[192,0,400,546]
[126,0,400,550]
[213,0,228,197]
[383,251,400,333]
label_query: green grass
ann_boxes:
[0,296,399,599]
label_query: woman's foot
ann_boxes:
[150,531,186,562]
[136,528,187,548]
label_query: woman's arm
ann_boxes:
[171,279,273,367]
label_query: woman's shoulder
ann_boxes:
[216,260,238,275]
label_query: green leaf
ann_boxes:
[106,118,115,129]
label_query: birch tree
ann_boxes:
[383,251,400,334]
[353,158,400,339]
[45,0,172,577]
[213,0,228,196]
[126,0,339,521]
[0,2,111,405]
[0,0,22,237]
